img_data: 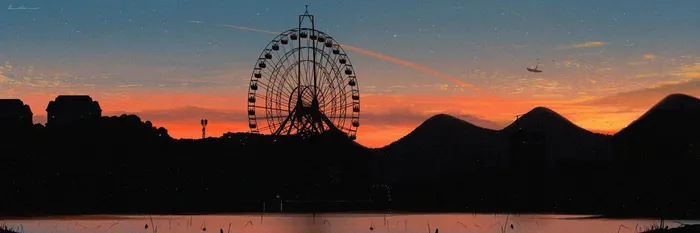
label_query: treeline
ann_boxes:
[0,115,380,216]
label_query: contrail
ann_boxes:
[194,21,487,95]
[219,24,279,35]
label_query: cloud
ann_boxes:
[627,61,648,66]
[0,62,112,91]
[631,61,700,79]
[643,53,658,60]
[0,62,71,88]
[578,79,700,110]
[671,62,700,78]
[557,41,608,50]
[117,84,143,88]
[635,73,660,78]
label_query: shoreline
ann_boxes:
[2,210,699,221]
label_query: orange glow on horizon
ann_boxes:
[15,91,654,148]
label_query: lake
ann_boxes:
[1,214,698,233]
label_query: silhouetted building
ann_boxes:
[46,95,102,126]
[0,99,33,128]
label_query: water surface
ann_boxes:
[2,214,697,233]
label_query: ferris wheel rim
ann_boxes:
[246,27,361,139]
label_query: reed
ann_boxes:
[0,224,20,233]
[498,215,510,233]
[149,215,156,233]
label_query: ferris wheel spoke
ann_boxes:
[252,105,290,112]
[267,48,298,102]
[276,71,297,100]
[318,49,338,89]
[317,68,336,98]
[321,102,355,113]
[319,84,339,103]
[321,105,348,117]
[256,115,289,120]
[305,37,314,87]
[256,82,293,98]
[320,69,345,101]
[318,78,336,99]
[322,48,339,93]
[304,50,314,88]
[320,90,351,109]
[256,106,291,113]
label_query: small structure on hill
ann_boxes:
[46,95,102,127]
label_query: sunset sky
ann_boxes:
[2,0,700,147]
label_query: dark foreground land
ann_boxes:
[0,115,698,219]
[2,94,700,219]
[642,224,700,233]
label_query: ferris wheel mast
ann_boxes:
[292,5,325,134]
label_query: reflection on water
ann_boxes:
[1,214,698,233]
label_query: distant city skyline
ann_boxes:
[2,0,700,147]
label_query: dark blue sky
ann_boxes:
[2,0,699,93]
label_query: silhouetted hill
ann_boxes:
[502,107,612,163]
[381,114,506,180]
[614,93,700,161]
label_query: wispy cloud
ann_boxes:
[0,62,70,89]
[643,53,658,60]
[671,62,700,78]
[557,41,608,50]
[117,84,143,88]
[632,61,700,79]
[579,79,700,110]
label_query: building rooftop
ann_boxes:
[46,95,102,112]
[0,99,33,116]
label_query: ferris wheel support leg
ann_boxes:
[320,113,339,132]
[302,113,320,134]
[310,111,325,132]
[274,106,297,135]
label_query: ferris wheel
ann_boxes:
[246,7,361,140]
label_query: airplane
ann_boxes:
[527,58,542,73]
